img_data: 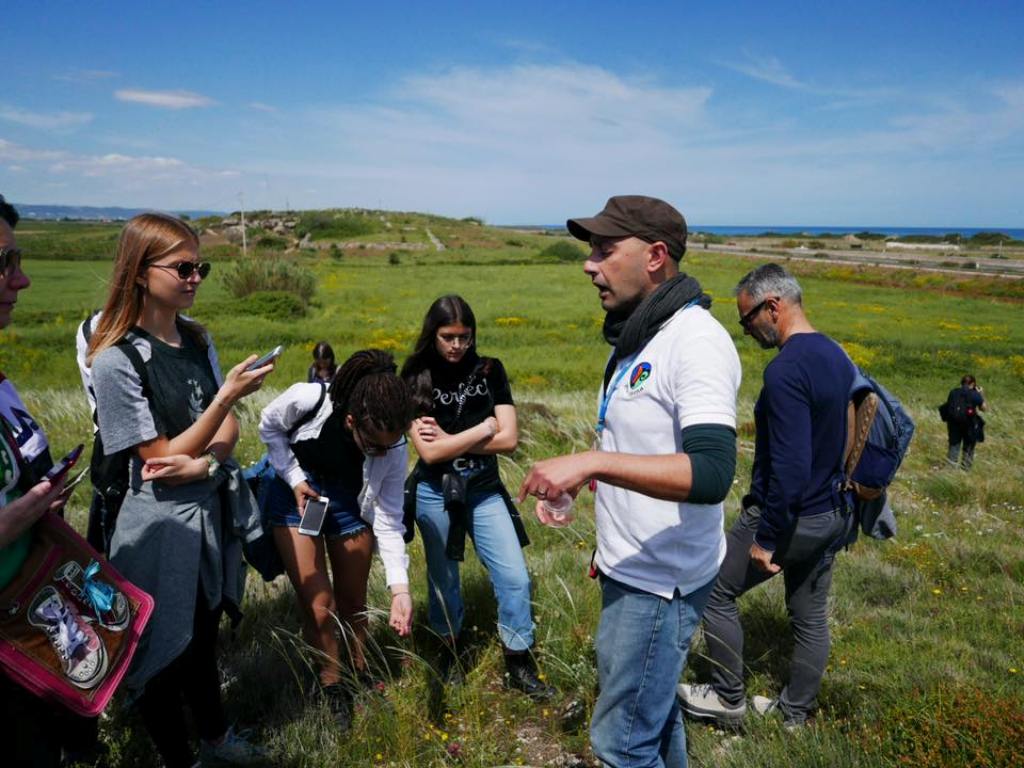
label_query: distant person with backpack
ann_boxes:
[87,213,274,768]
[308,340,337,383]
[944,374,985,470]
[257,349,415,731]
[679,263,855,729]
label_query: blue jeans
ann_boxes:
[591,574,715,768]
[415,479,535,651]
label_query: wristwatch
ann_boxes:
[204,451,221,478]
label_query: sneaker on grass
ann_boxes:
[198,727,268,766]
[677,683,746,725]
[750,695,804,730]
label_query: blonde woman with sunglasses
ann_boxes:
[86,213,273,768]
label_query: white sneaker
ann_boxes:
[28,585,108,689]
[751,695,804,729]
[677,683,746,725]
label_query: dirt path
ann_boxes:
[707,244,1024,280]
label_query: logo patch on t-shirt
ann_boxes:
[629,362,652,392]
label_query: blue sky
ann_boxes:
[3,1,1022,225]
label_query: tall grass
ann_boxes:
[6,231,1023,766]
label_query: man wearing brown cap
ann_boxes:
[519,196,741,767]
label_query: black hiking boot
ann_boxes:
[504,651,555,701]
[320,683,353,733]
[438,636,464,686]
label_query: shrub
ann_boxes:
[255,235,288,250]
[538,240,586,262]
[295,211,378,241]
[203,244,241,260]
[781,239,802,249]
[218,255,316,305]
[808,240,826,249]
[388,252,401,265]
[235,290,306,319]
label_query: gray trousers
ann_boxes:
[702,504,849,723]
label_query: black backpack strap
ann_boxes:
[287,382,327,439]
[81,309,101,344]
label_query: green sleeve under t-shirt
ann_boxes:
[682,424,737,504]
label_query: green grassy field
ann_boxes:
[6,222,1024,767]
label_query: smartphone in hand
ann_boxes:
[298,496,329,536]
[60,467,89,496]
[46,443,85,483]
[246,345,283,371]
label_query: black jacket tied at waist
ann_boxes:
[405,457,530,561]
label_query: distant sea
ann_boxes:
[512,224,1024,239]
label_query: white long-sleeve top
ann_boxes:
[258,382,410,587]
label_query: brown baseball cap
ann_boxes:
[567,195,688,260]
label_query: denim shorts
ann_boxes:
[265,473,367,538]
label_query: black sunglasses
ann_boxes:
[0,247,23,276]
[738,298,773,328]
[149,261,212,280]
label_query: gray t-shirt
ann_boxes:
[90,334,222,454]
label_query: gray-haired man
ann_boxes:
[678,263,854,727]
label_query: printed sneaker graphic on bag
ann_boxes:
[54,560,130,632]
[28,585,109,689]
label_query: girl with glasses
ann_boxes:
[258,349,415,730]
[401,295,553,700]
[86,213,273,768]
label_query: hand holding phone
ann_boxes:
[246,345,283,371]
[298,496,329,536]
[46,443,85,483]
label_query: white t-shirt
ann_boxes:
[594,305,741,598]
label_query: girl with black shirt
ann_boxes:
[402,295,552,700]
[258,349,414,730]
[88,213,272,768]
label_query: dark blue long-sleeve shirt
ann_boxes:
[749,333,856,551]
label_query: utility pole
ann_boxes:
[238,192,248,257]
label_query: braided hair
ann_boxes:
[330,349,414,434]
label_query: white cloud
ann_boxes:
[0,138,65,162]
[114,89,215,109]
[53,69,118,83]
[248,102,278,113]
[0,104,93,130]
[726,52,808,90]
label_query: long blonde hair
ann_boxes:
[86,212,207,364]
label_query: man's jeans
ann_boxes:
[591,573,715,768]
[702,504,848,724]
[415,479,535,650]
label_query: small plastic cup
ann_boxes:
[542,492,575,527]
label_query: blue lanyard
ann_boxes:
[596,355,636,434]
[595,298,703,435]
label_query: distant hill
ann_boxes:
[13,204,224,221]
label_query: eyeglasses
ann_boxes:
[738,298,773,329]
[0,247,23,277]
[437,331,473,347]
[353,424,407,456]
[149,261,212,280]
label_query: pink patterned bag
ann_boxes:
[0,512,154,717]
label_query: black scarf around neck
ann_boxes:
[602,273,711,373]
